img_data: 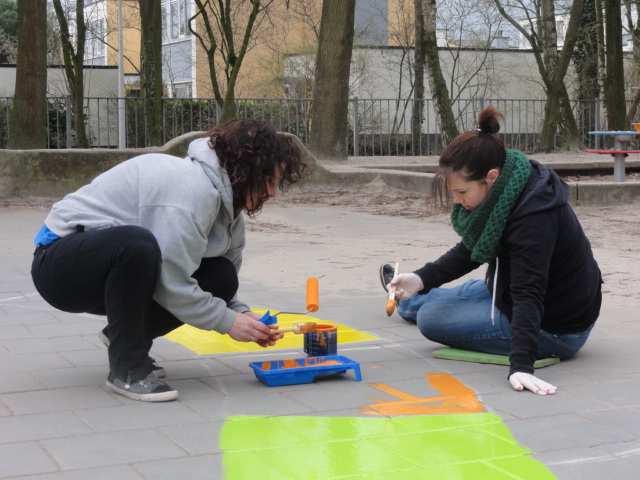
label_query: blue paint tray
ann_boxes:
[250,355,362,387]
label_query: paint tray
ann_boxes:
[250,355,362,387]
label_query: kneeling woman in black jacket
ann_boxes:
[384,106,602,395]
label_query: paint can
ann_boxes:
[304,324,337,356]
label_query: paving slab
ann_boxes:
[41,430,187,470]
[0,442,58,478]
[0,411,91,444]
[133,454,222,480]
[0,386,123,415]
[4,466,143,480]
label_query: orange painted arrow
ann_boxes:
[361,373,485,416]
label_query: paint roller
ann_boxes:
[306,276,319,312]
[276,276,320,316]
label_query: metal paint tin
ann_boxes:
[304,324,337,356]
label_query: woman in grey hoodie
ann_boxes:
[31,120,306,402]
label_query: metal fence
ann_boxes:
[0,96,634,154]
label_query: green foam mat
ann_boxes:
[433,347,560,368]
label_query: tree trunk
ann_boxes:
[139,0,163,145]
[9,0,47,149]
[539,0,583,150]
[411,0,425,154]
[309,0,355,161]
[558,82,580,149]
[72,1,88,147]
[574,0,599,139]
[543,84,580,150]
[71,67,88,147]
[52,0,88,147]
[221,87,237,123]
[541,88,563,149]
[422,0,458,145]
[604,0,626,130]
[623,0,640,123]
[595,0,607,100]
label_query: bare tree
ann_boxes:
[495,0,583,151]
[10,0,47,148]
[52,0,89,147]
[421,0,458,144]
[411,0,425,150]
[47,10,64,65]
[309,0,355,160]
[442,3,502,100]
[139,0,162,145]
[604,0,626,130]
[189,0,273,123]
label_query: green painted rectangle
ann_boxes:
[220,413,556,479]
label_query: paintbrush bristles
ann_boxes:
[278,322,317,334]
[385,298,396,316]
[296,322,317,333]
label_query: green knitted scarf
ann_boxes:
[451,149,531,264]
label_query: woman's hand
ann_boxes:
[228,312,280,346]
[509,372,557,395]
[243,311,262,321]
[388,273,424,300]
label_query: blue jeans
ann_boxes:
[398,279,593,360]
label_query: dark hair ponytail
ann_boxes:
[438,105,506,180]
[432,106,506,205]
[478,105,502,136]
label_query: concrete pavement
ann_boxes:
[0,200,639,479]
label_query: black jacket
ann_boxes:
[414,160,602,375]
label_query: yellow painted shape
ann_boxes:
[164,308,377,355]
[362,372,486,416]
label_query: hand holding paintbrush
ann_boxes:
[385,262,399,316]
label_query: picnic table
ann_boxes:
[585,130,640,182]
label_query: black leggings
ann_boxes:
[31,225,238,380]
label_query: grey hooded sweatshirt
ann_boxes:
[44,138,248,333]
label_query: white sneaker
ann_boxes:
[106,372,178,402]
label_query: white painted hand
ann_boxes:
[388,273,424,300]
[508,372,557,395]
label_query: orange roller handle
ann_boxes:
[306,276,319,312]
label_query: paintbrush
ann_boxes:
[277,322,318,334]
[385,262,399,316]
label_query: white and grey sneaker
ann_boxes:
[379,263,395,293]
[98,331,166,379]
[106,372,178,402]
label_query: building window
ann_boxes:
[85,18,105,63]
[164,0,191,42]
[162,4,168,41]
[170,1,179,40]
[172,82,193,98]
[179,0,188,36]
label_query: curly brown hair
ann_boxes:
[207,119,306,216]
